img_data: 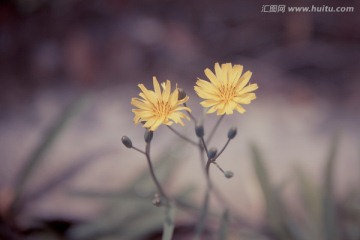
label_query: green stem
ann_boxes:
[206,115,225,144]
[194,140,212,239]
[145,142,169,202]
[200,137,209,156]
[132,146,146,155]
[194,189,210,240]
[183,103,197,124]
[213,139,231,162]
[194,137,234,238]
[213,162,225,174]
[167,126,198,146]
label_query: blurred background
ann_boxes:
[1,0,360,239]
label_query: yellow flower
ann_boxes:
[194,62,258,115]
[131,77,191,131]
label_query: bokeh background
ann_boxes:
[1,0,360,239]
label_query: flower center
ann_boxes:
[154,100,171,118]
[219,84,236,102]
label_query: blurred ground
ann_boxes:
[1,0,360,231]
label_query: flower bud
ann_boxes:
[195,124,204,138]
[178,88,187,100]
[144,130,153,143]
[224,171,234,179]
[227,127,237,139]
[207,147,217,159]
[121,136,133,148]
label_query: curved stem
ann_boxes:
[206,115,225,144]
[145,142,169,202]
[167,126,198,146]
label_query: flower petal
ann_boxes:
[153,77,161,96]
[238,83,258,95]
[237,71,253,90]
[204,69,220,87]
[163,80,171,102]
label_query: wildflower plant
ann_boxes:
[122,62,258,239]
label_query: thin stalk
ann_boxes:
[213,162,225,174]
[145,142,169,202]
[194,140,212,239]
[206,115,225,144]
[194,189,210,240]
[213,139,231,162]
[132,146,146,155]
[200,137,209,156]
[184,103,197,124]
[167,126,198,146]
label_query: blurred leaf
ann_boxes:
[322,134,340,240]
[283,216,310,240]
[295,166,322,240]
[238,229,270,240]
[68,142,185,201]
[250,144,299,240]
[67,197,161,240]
[250,144,280,227]
[67,189,136,199]
[11,94,87,212]
[217,210,229,240]
[194,190,209,240]
[25,147,117,204]
[162,202,176,240]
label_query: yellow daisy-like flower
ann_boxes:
[194,62,258,115]
[131,77,191,131]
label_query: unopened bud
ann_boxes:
[121,136,133,148]
[195,124,204,138]
[178,88,187,100]
[144,130,153,143]
[207,147,217,159]
[224,171,234,179]
[227,127,237,139]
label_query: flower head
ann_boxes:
[194,63,258,115]
[131,77,191,131]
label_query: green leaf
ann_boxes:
[193,190,210,240]
[11,94,87,213]
[162,202,176,240]
[250,144,277,224]
[217,210,229,240]
[322,134,340,240]
[25,147,116,204]
[67,198,161,240]
[295,166,322,240]
[250,144,290,239]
